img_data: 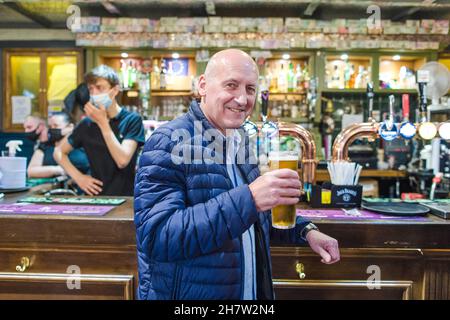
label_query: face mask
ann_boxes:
[90,91,113,109]
[47,128,64,143]
[25,128,39,142]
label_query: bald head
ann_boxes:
[198,49,259,134]
[204,49,258,80]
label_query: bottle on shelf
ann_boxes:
[277,62,287,93]
[287,62,295,93]
[151,58,160,90]
[348,64,356,89]
[290,98,299,119]
[331,64,340,89]
[128,61,135,89]
[355,65,365,89]
[282,98,291,118]
[269,65,277,92]
[294,64,302,92]
[121,59,129,89]
[302,63,310,90]
[344,62,351,89]
[177,98,185,117]
[160,58,167,90]
[270,102,278,117]
[300,96,308,118]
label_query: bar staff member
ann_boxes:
[54,65,145,196]
[27,112,89,179]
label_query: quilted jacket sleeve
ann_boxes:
[134,131,260,263]
[270,215,311,246]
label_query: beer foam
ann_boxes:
[268,151,299,161]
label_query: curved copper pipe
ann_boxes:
[332,121,380,162]
[278,122,317,184]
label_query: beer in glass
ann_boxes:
[268,151,299,229]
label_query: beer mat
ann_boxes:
[18,197,126,206]
[297,209,430,221]
[0,203,114,216]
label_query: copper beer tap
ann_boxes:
[332,83,380,162]
[278,122,318,187]
[249,90,318,188]
[332,121,380,162]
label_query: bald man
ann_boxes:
[134,49,340,300]
[23,114,48,146]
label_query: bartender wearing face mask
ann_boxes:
[54,65,145,196]
[23,114,48,148]
[27,112,89,179]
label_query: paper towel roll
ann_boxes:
[0,157,26,189]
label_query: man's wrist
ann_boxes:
[300,223,319,242]
[98,121,111,133]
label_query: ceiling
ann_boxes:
[0,0,449,29]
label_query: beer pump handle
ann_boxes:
[389,95,395,120]
[402,94,410,120]
[367,82,374,120]
[418,82,427,114]
[261,90,269,120]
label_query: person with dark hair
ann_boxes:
[27,112,89,178]
[54,65,145,196]
[63,83,90,124]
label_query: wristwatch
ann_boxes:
[300,223,319,242]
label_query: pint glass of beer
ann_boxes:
[268,151,299,229]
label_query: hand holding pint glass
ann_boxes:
[249,151,302,229]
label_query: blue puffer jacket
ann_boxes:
[134,100,310,300]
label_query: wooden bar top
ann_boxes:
[1,189,449,249]
[0,190,135,247]
[303,169,408,182]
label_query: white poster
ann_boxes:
[11,96,32,124]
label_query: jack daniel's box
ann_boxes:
[309,183,363,208]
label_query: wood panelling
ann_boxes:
[0,273,133,300]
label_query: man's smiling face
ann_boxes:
[198,49,259,134]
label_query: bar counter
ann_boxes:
[0,189,449,300]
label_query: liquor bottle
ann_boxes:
[151,58,160,90]
[264,65,272,92]
[287,62,295,93]
[269,70,277,92]
[302,63,310,90]
[270,102,279,117]
[291,99,299,119]
[268,62,277,92]
[300,96,308,118]
[348,64,356,89]
[344,62,351,89]
[355,66,364,89]
[121,59,129,89]
[294,64,302,91]
[160,58,167,90]
[331,65,340,89]
[282,98,290,118]
[277,62,287,93]
[128,61,135,88]
[127,60,133,88]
